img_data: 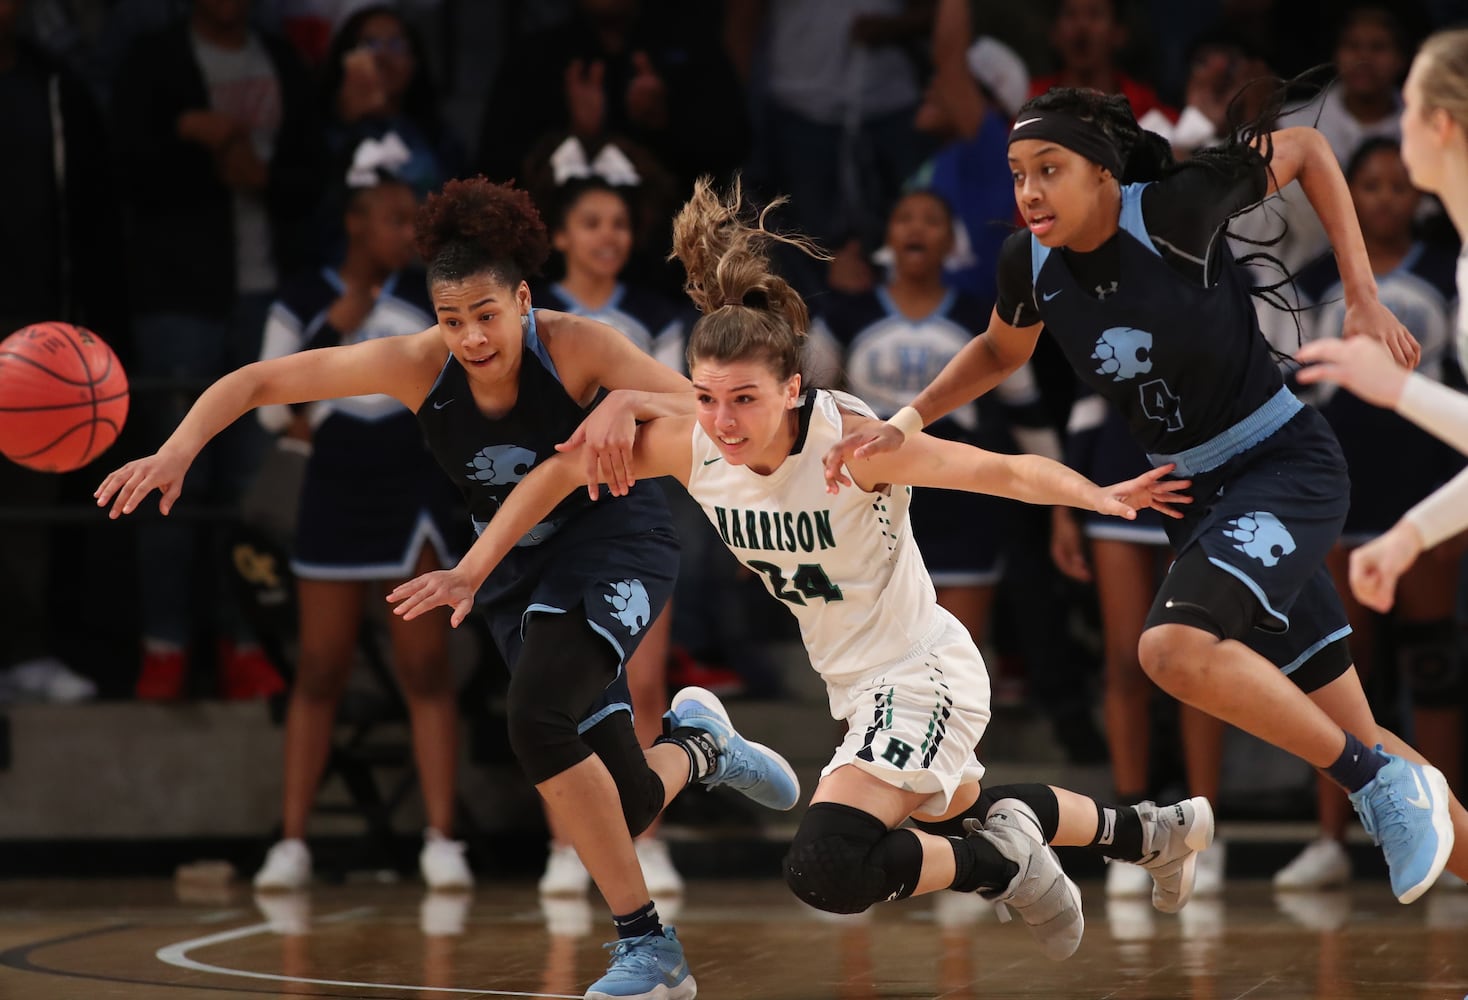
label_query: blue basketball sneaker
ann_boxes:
[585,926,696,1000]
[665,686,800,811]
[1348,749,1455,904]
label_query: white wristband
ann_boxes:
[888,406,925,441]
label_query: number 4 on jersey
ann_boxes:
[747,560,844,606]
[1139,378,1184,431]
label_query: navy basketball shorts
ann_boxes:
[478,520,680,732]
[911,486,1008,587]
[292,411,463,580]
[1153,406,1354,687]
[1080,407,1169,546]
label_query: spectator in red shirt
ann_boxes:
[1028,0,1175,126]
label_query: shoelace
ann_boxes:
[1362,782,1409,848]
[601,935,666,977]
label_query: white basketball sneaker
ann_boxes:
[420,828,473,890]
[538,842,591,897]
[1273,837,1351,890]
[635,837,685,897]
[254,838,311,891]
[1104,858,1153,898]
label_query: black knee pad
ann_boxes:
[506,612,619,785]
[1394,621,1467,705]
[1145,546,1268,640]
[581,711,667,836]
[782,802,923,914]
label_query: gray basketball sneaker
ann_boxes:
[968,799,1084,961]
[1134,796,1216,913]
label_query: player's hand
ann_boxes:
[94,448,191,518]
[1341,299,1419,369]
[822,422,905,494]
[1348,521,1423,614]
[1096,464,1191,519]
[556,389,639,499]
[387,568,476,627]
[1294,336,1410,410]
[1050,506,1091,583]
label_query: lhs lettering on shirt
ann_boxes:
[712,506,835,552]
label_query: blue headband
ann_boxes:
[1007,112,1123,178]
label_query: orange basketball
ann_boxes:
[0,322,130,472]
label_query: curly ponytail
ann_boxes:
[669,176,830,381]
[414,177,550,289]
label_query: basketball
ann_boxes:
[0,322,130,473]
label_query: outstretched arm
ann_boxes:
[388,416,694,626]
[821,309,1043,489]
[1261,127,1418,367]
[843,415,1191,519]
[95,331,439,517]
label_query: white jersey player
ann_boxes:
[388,178,1218,965]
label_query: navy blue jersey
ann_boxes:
[537,281,687,372]
[996,184,1283,456]
[813,286,1049,450]
[995,151,1284,456]
[416,310,669,548]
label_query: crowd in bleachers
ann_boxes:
[3,0,1468,894]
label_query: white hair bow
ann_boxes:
[346,132,413,188]
[549,136,641,187]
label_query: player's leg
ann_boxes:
[784,765,1084,961]
[536,606,676,900]
[383,544,469,889]
[624,607,683,895]
[255,576,366,890]
[1278,543,1371,889]
[1141,551,1454,902]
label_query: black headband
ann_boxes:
[1007,112,1123,178]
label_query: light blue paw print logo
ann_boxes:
[1092,327,1153,381]
[465,445,536,486]
[1222,511,1296,567]
[605,579,651,636]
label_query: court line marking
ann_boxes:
[155,909,580,999]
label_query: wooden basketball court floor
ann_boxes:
[1,878,1465,999]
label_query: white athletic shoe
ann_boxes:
[253,838,311,891]
[538,842,591,897]
[1192,837,1226,897]
[635,837,685,897]
[1273,837,1351,890]
[1134,797,1215,914]
[1104,858,1153,898]
[420,829,473,891]
[4,656,97,703]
